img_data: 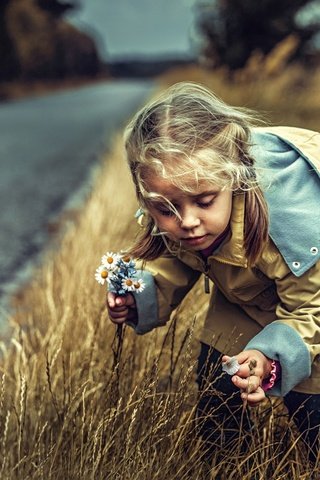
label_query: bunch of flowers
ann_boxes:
[95,252,145,295]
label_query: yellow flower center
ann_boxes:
[107,257,114,264]
[125,279,133,287]
[134,282,140,289]
[101,271,108,279]
[122,255,131,263]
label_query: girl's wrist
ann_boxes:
[264,357,274,378]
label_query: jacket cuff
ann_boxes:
[244,322,311,396]
[125,270,159,334]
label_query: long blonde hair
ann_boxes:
[124,82,269,265]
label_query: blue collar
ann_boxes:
[250,130,320,277]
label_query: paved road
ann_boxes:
[0,80,154,319]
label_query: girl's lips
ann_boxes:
[181,235,208,246]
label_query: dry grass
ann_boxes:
[159,62,320,131]
[1,66,319,478]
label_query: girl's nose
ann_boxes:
[180,209,201,230]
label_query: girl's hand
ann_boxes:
[232,377,266,406]
[225,349,273,380]
[106,292,137,325]
[222,349,273,406]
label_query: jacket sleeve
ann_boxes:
[244,243,320,396]
[126,252,201,335]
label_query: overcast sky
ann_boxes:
[66,0,197,61]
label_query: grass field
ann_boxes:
[1,63,319,479]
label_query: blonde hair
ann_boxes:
[124,82,268,265]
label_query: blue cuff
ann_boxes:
[125,270,159,334]
[244,322,311,396]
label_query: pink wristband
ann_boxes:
[262,360,281,392]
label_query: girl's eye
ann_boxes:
[156,206,175,217]
[197,198,215,208]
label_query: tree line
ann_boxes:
[1,0,319,84]
[0,0,104,83]
[195,0,320,70]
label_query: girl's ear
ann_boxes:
[134,207,145,226]
[135,207,158,235]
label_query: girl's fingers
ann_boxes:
[110,316,127,324]
[107,293,136,308]
[112,305,128,313]
[106,292,137,325]
[109,307,128,316]
[239,363,261,379]
[221,355,231,363]
[106,292,127,309]
[225,350,270,379]
[124,293,137,308]
[241,386,266,406]
[235,351,250,364]
[232,375,261,393]
[232,358,263,379]
[108,305,130,322]
[107,291,116,308]
[222,353,259,378]
[109,306,137,324]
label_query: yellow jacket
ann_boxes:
[129,127,320,397]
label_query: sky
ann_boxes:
[67,0,198,61]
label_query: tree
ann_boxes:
[36,0,79,17]
[1,0,102,84]
[195,0,320,69]
[0,0,20,81]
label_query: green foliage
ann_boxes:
[195,0,320,69]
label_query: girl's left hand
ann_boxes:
[222,349,273,406]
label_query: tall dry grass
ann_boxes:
[159,60,320,131]
[1,67,319,478]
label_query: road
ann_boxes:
[0,79,155,320]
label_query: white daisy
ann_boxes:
[121,277,136,292]
[101,252,120,270]
[132,279,145,293]
[95,265,110,285]
[120,254,133,264]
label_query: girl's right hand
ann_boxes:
[106,292,137,325]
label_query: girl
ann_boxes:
[107,82,320,462]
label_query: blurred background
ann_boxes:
[1,0,320,96]
[0,0,320,320]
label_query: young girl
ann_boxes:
[107,82,320,462]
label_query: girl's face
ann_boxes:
[144,175,233,251]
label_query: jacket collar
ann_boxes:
[211,193,248,267]
[255,126,320,174]
[251,127,320,277]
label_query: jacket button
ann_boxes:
[310,247,318,255]
[292,261,300,269]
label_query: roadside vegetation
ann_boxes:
[1,57,319,478]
